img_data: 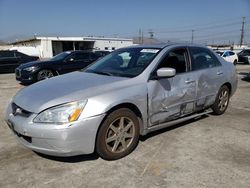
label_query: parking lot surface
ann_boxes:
[0,65,250,188]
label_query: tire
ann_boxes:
[212,85,230,115]
[233,60,237,65]
[37,69,54,81]
[96,108,140,160]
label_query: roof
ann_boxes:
[129,42,207,49]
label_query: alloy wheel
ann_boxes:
[105,117,135,153]
[218,89,229,112]
[37,70,54,81]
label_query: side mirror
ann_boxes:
[156,68,176,78]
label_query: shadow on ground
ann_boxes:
[140,114,209,141]
[35,152,99,163]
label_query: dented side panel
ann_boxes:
[194,67,224,110]
[147,72,197,126]
[147,66,224,127]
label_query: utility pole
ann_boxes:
[138,28,144,44]
[191,29,194,43]
[240,17,246,47]
[141,30,144,44]
[139,28,142,44]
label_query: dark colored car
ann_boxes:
[0,50,39,73]
[93,50,111,57]
[15,50,105,84]
[238,49,250,64]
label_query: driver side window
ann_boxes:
[75,52,90,61]
[157,48,188,74]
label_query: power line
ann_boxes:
[195,29,241,39]
[195,34,248,42]
[108,16,249,45]
[155,17,244,32]
[154,21,241,35]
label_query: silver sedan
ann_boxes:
[5,43,237,160]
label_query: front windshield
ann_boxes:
[51,51,72,61]
[85,48,160,78]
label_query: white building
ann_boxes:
[11,36,133,58]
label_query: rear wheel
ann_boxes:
[212,85,230,115]
[96,108,140,160]
[37,69,54,81]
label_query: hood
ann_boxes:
[13,71,128,113]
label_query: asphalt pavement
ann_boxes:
[0,65,250,188]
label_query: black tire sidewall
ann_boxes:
[96,108,140,160]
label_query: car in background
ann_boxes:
[238,49,250,64]
[216,50,238,65]
[6,43,237,160]
[0,50,39,73]
[15,50,105,84]
[93,50,111,57]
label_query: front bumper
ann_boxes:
[5,103,105,156]
[15,68,36,83]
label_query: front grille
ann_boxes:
[15,69,21,78]
[11,103,32,117]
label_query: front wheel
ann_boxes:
[96,108,140,160]
[37,69,54,81]
[212,85,230,115]
[233,60,237,65]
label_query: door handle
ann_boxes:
[185,79,195,84]
[217,71,223,75]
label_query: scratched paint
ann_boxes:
[148,72,196,126]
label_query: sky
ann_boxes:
[0,0,250,44]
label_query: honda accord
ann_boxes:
[5,43,237,160]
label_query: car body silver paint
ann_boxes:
[5,43,237,156]
[5,103,106,156]
[148,71,197,125]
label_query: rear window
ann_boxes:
[229,51,235,56]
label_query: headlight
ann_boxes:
[24,66,37,72]
[33,100,87,124]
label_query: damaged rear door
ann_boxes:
[188,47,223,110]
[147,47,197,126]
